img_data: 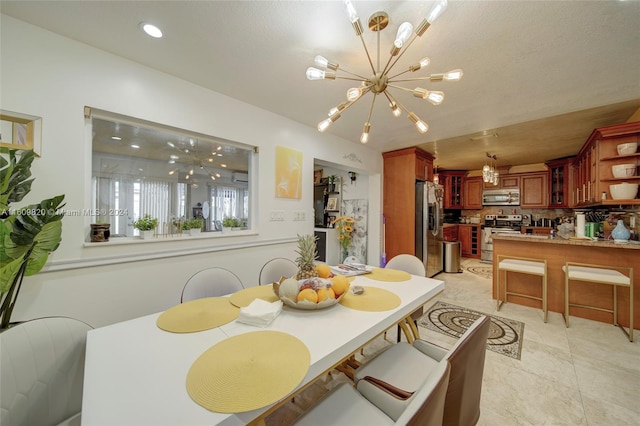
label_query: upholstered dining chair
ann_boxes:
[385,254,427,341]
[354,315,491,426]
[181,267,244,302]
[258,257,298,285]
[0,316,93,426]
[294,359,450,426]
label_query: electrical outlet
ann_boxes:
[293,211,305,221]
[270,210,285,221]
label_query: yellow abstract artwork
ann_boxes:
[275,146,302,199]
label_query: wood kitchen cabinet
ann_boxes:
[440,171,465,209]
[520,172,548,208]
[546,157,574,208]
[463,176,483,209]
[572,121,640,206]
[443,225,459,241]
[483,171,519,189]
[382,147,434,260]
[459,224,480,258]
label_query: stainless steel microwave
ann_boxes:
[482,189,520,206]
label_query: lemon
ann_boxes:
[316,263,331,278]
[317,287,335,302]
[297,288,319,303]
[331,275,349,297]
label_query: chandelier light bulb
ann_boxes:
[360,122,371,143]
[426,90,445,105]
[314,55,338,71]
[427,0,448,24]
[346,87,363,101]
[394,22,413,48]
[408,112,428,133]
[344,0,359,23]
[483,164,490,173]
[306,67,335,80]
[443,69,463,81]
[389,102,402,117]
[318,114,340,132]
[410,57,431,72]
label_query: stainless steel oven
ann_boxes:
[481,215,523,263]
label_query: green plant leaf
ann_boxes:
[24,221,62,276]
[9,195,65,246]
[0,256,26,293]
[0,149,35,212]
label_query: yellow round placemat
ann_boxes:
[366,268,412,282]
[339,287,401,311]
[186,331,310,413]
[156,297,239,333]
[229,284,280,308]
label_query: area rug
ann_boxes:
[465,264,493,279]
[418,301,524,360]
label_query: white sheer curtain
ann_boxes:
[210,185,249,227]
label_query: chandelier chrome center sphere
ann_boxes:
[306,0,462,144]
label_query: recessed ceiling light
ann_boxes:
[130,144,140,149]
[111,136,122,141]
[140,22,163,38]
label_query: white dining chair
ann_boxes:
[258,257,298,285]
[0,316,93,426]
[354,315,491,426]
[181,267,244,302]
[385,254,426,341]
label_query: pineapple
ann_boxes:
[295,234,319,280]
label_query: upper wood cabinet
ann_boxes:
[463,176,483,209]
[440,171,465,209]
[483,169,519,189]
[546,157,574,208]
[382,147,434,260]
[520,172,548,208]
[572,121,640,207]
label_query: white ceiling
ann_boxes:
[2,0,640,171]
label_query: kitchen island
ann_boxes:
[492,234,639,328]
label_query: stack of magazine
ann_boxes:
[329,263,373,277]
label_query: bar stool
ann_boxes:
[563,262,633,342]
[497,255,548,322]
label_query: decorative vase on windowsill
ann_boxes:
[611,219,630,243]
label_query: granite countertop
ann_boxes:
[492,233,640,250]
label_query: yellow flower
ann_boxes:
[344,226,353,233]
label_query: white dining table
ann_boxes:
[81,272,444,426]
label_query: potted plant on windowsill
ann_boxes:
[182,217,204,236]
[222,217,236,233]
[131,214,158,239]
[0,148,65,329]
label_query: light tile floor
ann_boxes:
[269,258,640,425]
[429,258,640,426]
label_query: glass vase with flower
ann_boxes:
[332,215,355,262]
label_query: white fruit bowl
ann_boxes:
[609,183,639,200]
[617,142,638,156]
[612,163,637,178]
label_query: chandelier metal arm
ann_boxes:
[357,33,377,74]
[390,76,448,83]
[381,32,421,76]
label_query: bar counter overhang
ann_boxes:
[492,234,639,328]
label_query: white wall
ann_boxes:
[1,15,383,327]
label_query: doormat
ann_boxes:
[418,301,524,360]
[465,265,492,280]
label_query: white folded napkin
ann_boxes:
[237,299,283,327]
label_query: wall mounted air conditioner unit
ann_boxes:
[232,172,249,183]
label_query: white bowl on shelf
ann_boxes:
[609,182,639,200]
[617,142,638,156]
[612,163,637,178]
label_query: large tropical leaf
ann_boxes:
[0,255,27,293]
[24,221,62,276]
[9,195,65,246]
[0,149,35,213]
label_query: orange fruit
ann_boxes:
[331,275,349,297]
[317,287,335,302]
[297,288,319,303]
[316,263,331,278]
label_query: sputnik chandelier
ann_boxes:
[306,0,462,143]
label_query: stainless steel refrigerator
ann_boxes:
[415,182,444,277]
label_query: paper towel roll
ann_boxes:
[576,214,586,238]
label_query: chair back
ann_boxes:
[439,315,490,426]
[396,360,451,426]
[385,254,426,277]
[259,258,297,285]
[0,316,92,426]
[181,267,244,302]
